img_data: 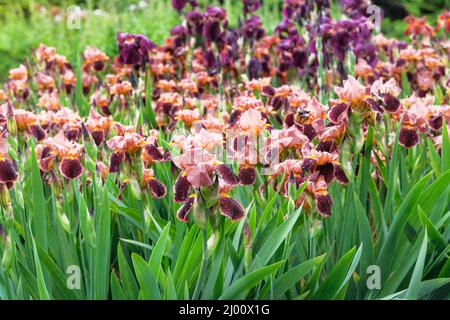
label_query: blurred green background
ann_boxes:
[0,0,447,81]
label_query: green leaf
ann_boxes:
[405,230,428,300]
[354,193,374,271]
[30,145,48,251]
[312,246,358,299]
[164,270,177,300]
[270,254,326,299]
[37,247,80,300]
[78,194,96,248]
[377,172,432,272]
[31,228,51,300]
[148,223,171,280]
[110,271,126,300]
[250,207,302,271]
[418,207,447,250]
[132,253,161,300]
[441,120,450,173]
[382,278,450,300]
[93,188,111,299]
[219,261,285,300]
[117,244,139,299]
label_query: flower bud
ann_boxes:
[6,102,17,137]
[244,223,252,271]
[129,176,142,200]
[192,197,208,229]
[85,138,98,160]
[0,184,12,211]
[207,232,219,255]
[86,158,97,174]
[56,200,71,233]
[7,118,17,137]
[1,229,15,272]
[200,178,219,208]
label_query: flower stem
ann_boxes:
[193,228,208,300]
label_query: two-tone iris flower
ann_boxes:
[173,147,244,224]
[85,108,114,146]
[0,139,18,189]
[37,132,84,180]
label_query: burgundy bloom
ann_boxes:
[328,102,349,124]
[334,164,349,184]
[219,195,245,221]
[215,164,239,185]
[399,126,419,148]
[146,177,167,199]
[186,11,205,35]
[174,172,192,203]
[0,159,18,183]
[238,166,256,185]
[59,158,83,180]
[247,57,261,80]
[242,0,261,15]
[90,129,105,147]
[171,0,188,12]
[203,19,221,43]
[262,85,275,97]
[177,196,195,222]
[28,124,46,141]
[383,94,400,112]
[117,33,156,66]
[109,151,125,173]
[65,128,80,142]
[228,110,242,126]
[317,163,334,184]
[315,192,332,217]
[428,115,443,131]
[144,144,165,161]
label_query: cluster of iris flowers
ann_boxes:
[0,1,449,240]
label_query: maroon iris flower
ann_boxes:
[117,33,156,66]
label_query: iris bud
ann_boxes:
[192,197,208,229]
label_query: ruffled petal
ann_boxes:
[177,196,195,222]
[0,159,18,183]
[60,158,83,179]
[174,172,192,203]
[219,195,245,221]
[215,164,239,185]
[147,178,166,199]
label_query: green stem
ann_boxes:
[192,228,208,300]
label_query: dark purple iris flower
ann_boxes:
[170,25,188,48]
[242,0,261,15]
[171,0,188,12]
[340,0,370,18]
[186,10,205,36]
[117,33,156,66]
[243,15,265,40]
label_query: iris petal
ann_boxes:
[315,192,332,217]
[177,196,195,222]
[0,159,18,183]
[147,178,166,199]
[90,130,105,146]
[109,152,125,173]
[215,164,239,185]
[174,172,192,202]
[60,158,83,180]
[399,126,419,148]
[219,196,245,221]
[238,166,256,185]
